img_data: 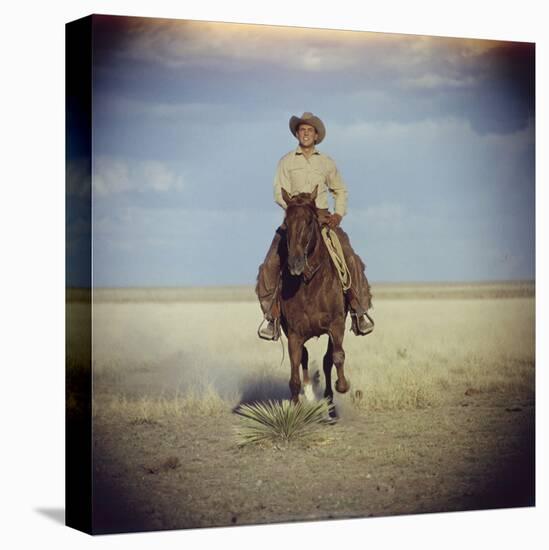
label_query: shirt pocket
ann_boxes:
[288,167,308,192]
[309,168,326,190]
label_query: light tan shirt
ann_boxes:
[273,147,348,216]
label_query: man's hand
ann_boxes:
[328,213,342,229]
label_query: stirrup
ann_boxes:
[350,311,374,336]
[257,317,281,341]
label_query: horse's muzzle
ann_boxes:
[288,255,306,276]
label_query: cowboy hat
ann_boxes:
[289,112,326,144]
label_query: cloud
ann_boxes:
[93,156,131,195]
[93,16,533,137]
[67,158,91,198]
[142,161,182,192]
[399,73,477,90]
[97,17,365,72]
[94,94,237,126]
[330,114,534,161]
[93,156,185,197]
[94,15,503,74]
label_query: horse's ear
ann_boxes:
[281,187,292,206]
[310,185,318,202]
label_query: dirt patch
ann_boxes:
[92,391,534,534]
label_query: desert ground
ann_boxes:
[67,282,535,534]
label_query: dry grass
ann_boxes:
[93,386,237,423]
[342,297,535,410]
[67,283,535,421]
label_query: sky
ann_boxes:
[67,15,535,287]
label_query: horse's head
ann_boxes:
[282,186,319,276]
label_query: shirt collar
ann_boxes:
[295,146,320,156]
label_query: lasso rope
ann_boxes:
[321,226,352,291]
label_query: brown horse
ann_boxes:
[279,187,351,412]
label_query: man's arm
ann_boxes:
[273,157,291,210]
[326,158,348,219]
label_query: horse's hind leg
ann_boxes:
[301,346,315,401]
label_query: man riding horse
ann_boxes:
[256,112,374,340]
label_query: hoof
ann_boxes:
[303,383,315,402]
[335,378,350,394]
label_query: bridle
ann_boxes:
[286,204,322,281]
[303,219,320,277]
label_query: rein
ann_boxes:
[305,220,322,281]
[303,220,323,282]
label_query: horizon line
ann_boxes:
[68,279,535,291]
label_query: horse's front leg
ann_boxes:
[331,324,350,394]
[288,333,304,404]
[323,338,337,419]
[301,346,315,402]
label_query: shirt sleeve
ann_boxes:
[273,157,290,210]
[326,159,348,217]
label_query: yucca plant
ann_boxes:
[235,398,333,446]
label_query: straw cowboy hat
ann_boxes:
[289,112,326,144]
